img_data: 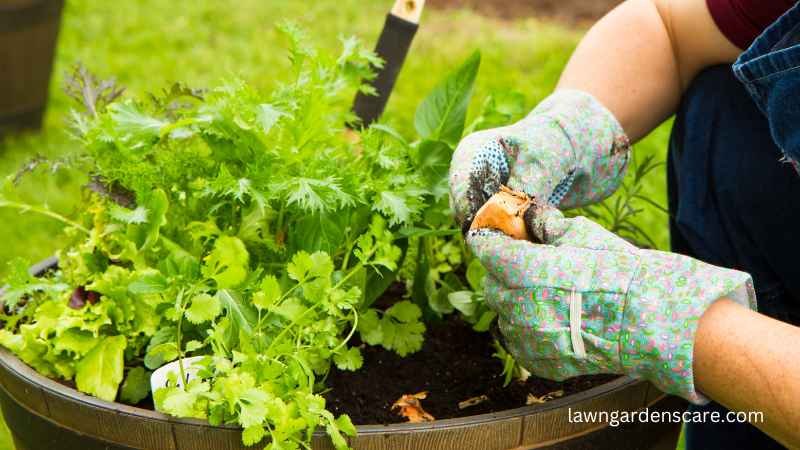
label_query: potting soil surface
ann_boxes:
[324,315,617,425]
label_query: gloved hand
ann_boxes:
[449,89,631,233]
[467,206,756,404]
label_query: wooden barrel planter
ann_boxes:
[0,0,64,133]
[0,348,686,450]
[0,258,686,449]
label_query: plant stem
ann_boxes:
[0,200,90,235]
[175,288,188,389]
[330,308,358,354]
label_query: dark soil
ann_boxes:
[428,0,624,24]
[324,316,617,425]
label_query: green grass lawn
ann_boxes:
[0,0,672,447]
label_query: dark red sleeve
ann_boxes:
[707,0,795,49]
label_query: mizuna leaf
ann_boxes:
[108,101,167,145]
[414,51,481,147]
[75,335,127,402]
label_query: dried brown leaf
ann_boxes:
[526,389,564,405]
[458,395,489,410]
[392,391,435,423]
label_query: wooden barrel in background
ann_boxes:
[0,0,64,134]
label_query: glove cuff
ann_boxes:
[620,250,756,404]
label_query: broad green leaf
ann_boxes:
[144,342,179,370]
[120,367,150,404]
[128,270,168,295]
[466,258,487,292]
[414,51,481,146]
[134,188,169,251]
[185,293,222,324]
[415,140,452,198]
[217,289,257,338]
[202,236,249,288]
[473,310,497,332]
[53,329,99,357]
[75,335,127,402]
[184,340,204,352]
[289,212,346,255]
[447,291,477,317]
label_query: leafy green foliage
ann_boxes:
[76,335,127,401]
[414,51,481,147]
[120,366,151,404]
[0,25,480,450]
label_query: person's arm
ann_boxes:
[694,299,800,449]
[556,0,741,141]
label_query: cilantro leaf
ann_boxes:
[238,388,269,428]
[357,309,383,346]
[252,275,281,311]
[242,425,266,446]
[385,301,422,323]
[333,347,363,371]
[185,293,222,324]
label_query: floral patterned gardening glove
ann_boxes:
[467,207,757,404]
[449,89,631,233]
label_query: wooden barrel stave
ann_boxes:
[0,0,64,133]
[0,346,684,450]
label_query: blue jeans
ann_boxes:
[734,2,800,174]
[669,4,800,450]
